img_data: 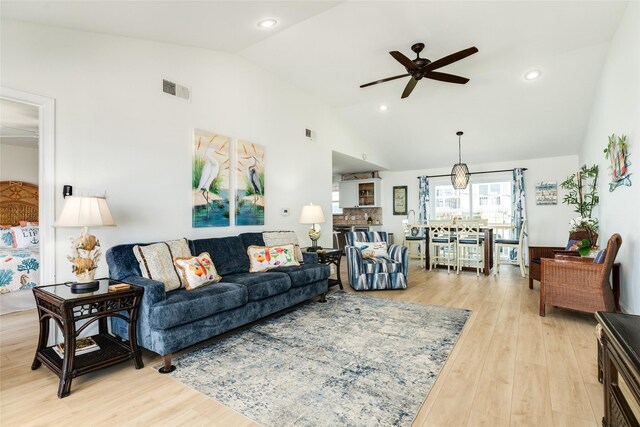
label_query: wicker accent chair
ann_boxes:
[539,233,621,317]
[528,229,594,289]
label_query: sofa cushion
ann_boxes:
[363,256,403,274]
[149,283,247,330]
[190,236,249,275]
[270,263,330,288]
[239,232,265,249]
[223,272,291,301]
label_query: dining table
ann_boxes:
[423,224,497,276]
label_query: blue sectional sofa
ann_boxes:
[105,232,329,372]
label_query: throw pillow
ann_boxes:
[263,231,304,263]
[174,252,222,290]
[593,249,607,264]
[352,241,388,258]
[565,240,580,251]
[133,239,191,292]
[247,244,300,272]
[12,226,39,249]
[0,227,15,249]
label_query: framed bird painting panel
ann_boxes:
[192,129,231,227]
[235,140,265,225]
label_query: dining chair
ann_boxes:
[494,219,527,277]
[402,220,424,265]
[428,220,456,273]
[456,220,485,276]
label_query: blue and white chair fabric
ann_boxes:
[344,231,408,291]
[428,220,457,273]
[456,221,485,277]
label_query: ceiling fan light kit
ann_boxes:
[451,131,470,189]
[360,42,478,98]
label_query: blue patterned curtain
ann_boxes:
[512,168,528,263]
[418,176,430,226]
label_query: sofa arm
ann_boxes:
[122,276,166,308]
[344,246,364,277]
[388,244,409,278]
[303,251,318,264]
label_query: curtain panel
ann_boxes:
[418,176,430,232]
[512,168,528,263]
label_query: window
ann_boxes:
[432,180,512,226]
[332,182,342,214]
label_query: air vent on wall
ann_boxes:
[305,128,316,141]
[162,78,191,102]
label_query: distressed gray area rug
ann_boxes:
[167,292,471,427]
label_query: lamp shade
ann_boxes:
[451,163,470,189]
[299,204,326,224]
[55,196,116,227]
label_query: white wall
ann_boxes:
[579,3,639,314]
[379,155,579,248]
[0,143,38,183]
[0,21,367,281]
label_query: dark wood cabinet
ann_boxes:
[596,312,640,427]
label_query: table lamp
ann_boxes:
[55,196,116,291]
[300,203,326,251]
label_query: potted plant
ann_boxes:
[561,164,599,252]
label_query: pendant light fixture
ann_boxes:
[451,131,470,189]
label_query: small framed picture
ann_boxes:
[393,186,408,215]
[535,181,558,205]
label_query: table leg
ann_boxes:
[58,318,76,398]
[31,305,49,370]
[128,306,144,369]
[425,229,431,270]
[335,257,343,290]
[483,228,493,276]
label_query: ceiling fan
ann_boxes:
[360,42,478,99]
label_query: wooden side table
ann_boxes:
[32,278,144,398]
[596,312,640,427]
[305,248,343,290]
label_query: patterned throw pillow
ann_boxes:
[12,226,39,249]
[263,231,304,263]
[352,241,388,258]
[565,240,580,251]
[133,239,191,292]
[247,244,300,272]
[593,249,607,264]
[174,252,222,290]
[0,227,16,249]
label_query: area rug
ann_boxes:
[167,292,471,427]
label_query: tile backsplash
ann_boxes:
[333,207,383,225]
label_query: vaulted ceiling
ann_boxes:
[1,1,629,171]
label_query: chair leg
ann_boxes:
[519,255,526,278]
[529,277,533,289]
[494,244,499,275]
[539,284,546,317]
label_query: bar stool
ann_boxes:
[456,220,485,277]
[494,219,527,277]
[428,220,456,273]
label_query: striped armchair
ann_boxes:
[344,231,409,291]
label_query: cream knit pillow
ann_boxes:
[133,239,191,292]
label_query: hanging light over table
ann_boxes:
[451,131,470,189]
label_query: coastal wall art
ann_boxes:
[535,181,557,205]
[192,129,230,227]
[604,133,632,192]
[235,140,265,226]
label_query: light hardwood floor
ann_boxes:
[0,261,602,426]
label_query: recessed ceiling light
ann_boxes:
[379,105,388,111]
[524,70,541,80]
[257,19,278,29]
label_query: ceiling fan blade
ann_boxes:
[425,71,469,84]
[401,78,418,98]
[389,51,418,71]
[425,46,478,72]
[360,73,411,88]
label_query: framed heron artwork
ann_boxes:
[235,140,265,225]
[192,129,231,227]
